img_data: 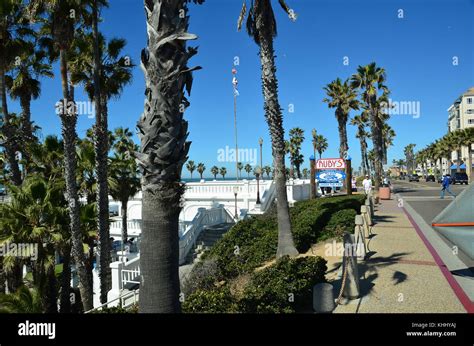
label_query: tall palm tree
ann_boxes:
[136,0,203,313]
[382,123,396,166]
[313,133,328,159]
[238,0,298,258]
[323,78,359,159]
[220,167,227,180]
[404,144,416,174]
[5,42,52,151]
[28,0,93,311]
[447,130,469,173]
[109,152,140,249]
[463,128,474,180]
[351,62,389,191]
[196,163,206,179]
[350,113,370,176]
[69,30,133,303]
[288,127,304,178]
[210,165,219,180]
[0,0,30,186]
[186,160,196,179]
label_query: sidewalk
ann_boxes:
[333,197,466,313]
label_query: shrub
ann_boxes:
[320,208,357,241]
[182,286,237,313]
[181,259,220,296]
[239,256,327,313]
[90,304,138,313]
[203,216,277,279]
[204,195,364,280]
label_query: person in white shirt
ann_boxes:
[362,175,372,195]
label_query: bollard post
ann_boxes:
[313,283,335,313]
[360,206,372,239]
[354,215,366,259]
[341,233,360,300]
[365,199,374,219]
[361,204,373,226]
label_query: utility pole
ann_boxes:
[232,67,239,181]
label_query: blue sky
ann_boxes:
[7,0,474,178]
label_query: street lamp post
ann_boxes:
[255,166,262,204]
[259,137,263,172]
[233,186,239,220]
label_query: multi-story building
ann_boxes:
[447,87,474,173]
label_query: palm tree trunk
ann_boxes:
[359,137,367,175]
[369,106,383,190]
[6,260,23,293]
[19,94,33,141]
[337,115,348,159]
[96,95,111,304]
[457,148,461,173]
[59,244,72,313]
[137,0,196,313]
[43,261,58,313]
[59,48,93,311]
[121,199,128,246]
[0,67,22,186]
[257,25,298,258]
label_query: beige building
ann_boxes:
[447,87,474,172]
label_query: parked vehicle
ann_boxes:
[426,175,435,182]
[408,174,420,182]
[451,172,469,185]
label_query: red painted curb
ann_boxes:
[402,207,474,313]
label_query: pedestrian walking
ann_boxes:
[362,175,372,195]
[440,174,456,199]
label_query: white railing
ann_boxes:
[110,219,142,231]
[86,289,139,313]
[178,206,235,265]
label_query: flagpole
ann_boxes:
[233,67,239,182]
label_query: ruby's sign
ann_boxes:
[316,158,346,170]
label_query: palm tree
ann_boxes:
[238,0,298,258]
[0,0,30,186]
[210,166,219,180]
[136,0,203,313]
[28,0,94,311]
[404,144,416,174]
[237,162,243,179]
[288,127,305,178]
[447,130,470,173]
[109,152,140,250]
[463,128,474,180]
[350,113,370,176]
[351,62,389,191]
[244,163,252,178]
[0,286,43,313]
[323,78,359,159]
[313,133,328,159]
[220,167,227,180]
[263,165,272,179]
[382,123,396,166]
[5,42,52,152]
[186,160,196,179]
[69,28,133,303]
[196,163,206,179]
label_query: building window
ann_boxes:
[468,98,473,104]
[468,119,474,124]
[467,109,474,114]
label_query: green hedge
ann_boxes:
[203,195,365,280]
[320,208,357,241]
[182,286,237,313]
[182,256,327,313]
[239,256,327,313]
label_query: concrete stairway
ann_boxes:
[184,223,234,264]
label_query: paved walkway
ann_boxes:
[333,197,468,313]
